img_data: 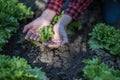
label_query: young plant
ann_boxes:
[83,58,120,80]
[88,23,120,55]
[40,25,53,42]
[0,54,46,80]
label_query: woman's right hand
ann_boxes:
[23,9,56,41]
[23,17,50,41]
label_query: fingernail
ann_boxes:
[37,38,40,41]
[25,37,27,40]
[30,37,32,40]
[60,44,64,47]
[43,43,47,46]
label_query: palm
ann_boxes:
[43,24,68,48]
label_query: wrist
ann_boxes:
[41,9,56,22]
[57,14,72,27]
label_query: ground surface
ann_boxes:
[2,0,120,80]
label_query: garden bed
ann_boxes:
[2,0,120,80]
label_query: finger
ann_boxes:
[30,34,37,40]
[36,36,40,41]
[23,23,33,33]
[47,43,61,48]
[33,33,40,41]
[42,42,48,46]
[25,30,34,40]
[61,37,68,46]
[61,31,69,46]
[43,40,61,48]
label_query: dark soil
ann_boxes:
[2,0,120,80]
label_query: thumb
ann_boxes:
[23,23,33,33]
[61,30,69,46]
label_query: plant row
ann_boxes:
[0,0,34,51]
[0,54,46,80]
[83,23,120,80]
[83,58,120,80]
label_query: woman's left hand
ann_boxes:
[43,23,69,48]
[43,14,72,48]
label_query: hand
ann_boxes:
[43,14,72,48]
[43,23,69,48]
[23,9,56,41]
[23,17,50,41]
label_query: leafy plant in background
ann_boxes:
[0,0,34,51]
[88,23,120,55]
[31,11,82,46]
[0,54,46,80]
[0,0,33,20]
[83,58,120,80]
[0,13,18,51]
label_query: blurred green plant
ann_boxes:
[0,0,34,51]
[0,54,46,80]
[88,23,120,55]
[83,58,120,80]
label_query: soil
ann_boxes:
[2,0,120,80]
